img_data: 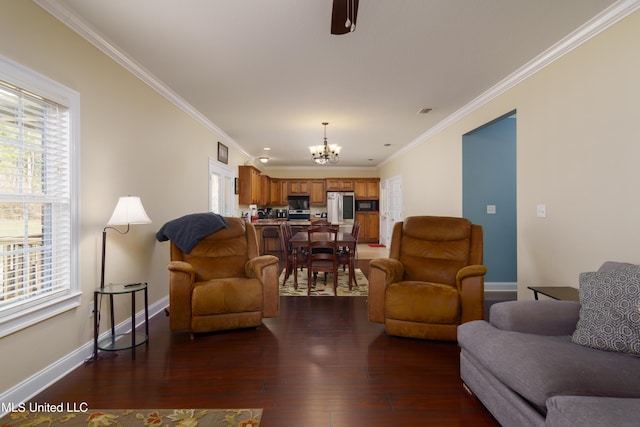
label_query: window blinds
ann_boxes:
[0,79,72,315]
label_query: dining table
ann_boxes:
[289,230,358,291]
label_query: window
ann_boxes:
[0,55,80,338]
[208,157,235,216]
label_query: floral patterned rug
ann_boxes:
[279,268,368,296]
[0,408,262,426]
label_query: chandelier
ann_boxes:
[309,122,341,165]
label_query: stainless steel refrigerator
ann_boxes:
[327,192,355,231]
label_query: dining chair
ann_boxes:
[339,221,360,269]
[338,221,360,290]
[306,225,339,296]
[279,222,307,288]
[290,224,307,271]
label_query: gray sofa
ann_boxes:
[458,262,640,427]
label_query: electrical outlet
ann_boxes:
[89,302,95,318]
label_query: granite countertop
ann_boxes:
[251,219,353,227]
[251,219,311,226]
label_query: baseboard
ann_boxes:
[0,296,169,413]
[485,282,517,293]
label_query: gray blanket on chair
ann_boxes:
[156,212,227,254]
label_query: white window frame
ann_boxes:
[0,55,81,338]
[208,157,236,217]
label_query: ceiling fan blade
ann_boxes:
[331,0,359,35]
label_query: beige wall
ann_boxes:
[0,2,251,396]
[379,10,640,300]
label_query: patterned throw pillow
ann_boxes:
[571,266,640,355]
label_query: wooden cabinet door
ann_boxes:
[356,212,368,242]
[367,212,380,242]
[326,178,354,191]
[250,168,261,204]
[357,211,380,243]
[269,178,280,205]
[279,180,288,205]
[339,179,354,191]
[354,180,367,199]
[239,165,262,205]
[326,178,341,191]
[310,180,326,205]
[259,175,270,205]
[355,178,380,199]
[289,180,310,195]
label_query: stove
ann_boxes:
[288,210,310,220]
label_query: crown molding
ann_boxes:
[33,0,252,159]
[379,0,640,167]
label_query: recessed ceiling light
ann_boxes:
[417,108,433,114]
[384,143,391,147]
[263,147,271,151]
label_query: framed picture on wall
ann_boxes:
[218,142,228,164]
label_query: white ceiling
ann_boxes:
[39,0,619,168]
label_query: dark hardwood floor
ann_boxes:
[31,261,501,427]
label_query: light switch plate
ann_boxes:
[536,204,547,218]
[486,205,496,215]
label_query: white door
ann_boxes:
[380,175,402,247]
[208,158,235,216]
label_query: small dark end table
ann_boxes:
[527,286,579,302]
[93,282,149,360]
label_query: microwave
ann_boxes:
[355,200,378,211]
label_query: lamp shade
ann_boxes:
[107,196,152,225]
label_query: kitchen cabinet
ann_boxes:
[310,180,326,206]
[288,180,310,195]
[357,211,380,243]
[278,180,288,205]
[354,178,380,200]
[259,174,270,205]
[238,165,262,205]
[270,178,289,205]
[239,171,380,207]
[326,178,354,192]
[269,178,280,205]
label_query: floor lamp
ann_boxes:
[100,196,152,289]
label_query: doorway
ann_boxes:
[379,175,402,247]
[462,112,517,292]
[208,158,236,216]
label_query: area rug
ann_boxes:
[0,408,262,426]
[368,243,385,247]
[279,268,368,296]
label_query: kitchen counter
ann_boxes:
[251,219,351,227]
[251,219,310,226]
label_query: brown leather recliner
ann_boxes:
[368,216,486,341]
[167,217,279,334]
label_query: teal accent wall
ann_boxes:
[463,113,517,282]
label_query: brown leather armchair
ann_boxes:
[167,217,279,334]
[368,216,486,341]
